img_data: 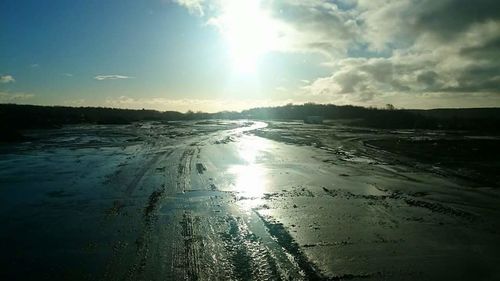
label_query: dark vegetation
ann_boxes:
[1,103,500,142]
[242,103,500,131]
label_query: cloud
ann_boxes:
[173,0,360,57]
[0,75,15,83]
[173,0,500,108]
[0,91,34,102]
[103,95,292,112]
[94,75,133,81]
[301,1,500,106]
[263,0,361,56]
[412,0,500,40]
[173,0,205,16]
[63,99,86,106]
[357,0,500,50]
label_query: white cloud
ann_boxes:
[94,75,133,81]
[172,0,500,108]
[63,99,86,106]
[0,91,34,102]
[297,1,500,107]
[263,0,361,56]
[103,95,292,112]
[172,0,360,57]
[173,0,205,16]
[0,75,15,84]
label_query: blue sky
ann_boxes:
[1,0,499,111]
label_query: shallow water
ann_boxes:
[1,120,499,280]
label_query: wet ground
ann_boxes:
[1,120,500,280]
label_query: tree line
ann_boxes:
[1,103,499,142]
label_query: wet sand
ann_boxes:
[1,120,499,280]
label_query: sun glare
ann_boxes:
[217,0,279,73]
[228,136,270,202]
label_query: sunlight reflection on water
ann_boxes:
[229,164,267,198]
[238,135,268,163]
[229,136,269,207]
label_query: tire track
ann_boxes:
[171,189,308,281]
[126,150,172,195]
[101,148,174,281]
[125,186,167,281]
[177,147,196,192]
[179,211,202,280]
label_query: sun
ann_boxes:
[215,0,280,73]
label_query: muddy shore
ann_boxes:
[1,120,499,280]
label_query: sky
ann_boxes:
[1,0,500,112]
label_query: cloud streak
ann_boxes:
[0,91,34,102]
[0,75,15,84]
[103,95,292,112]
[94,75,133,81]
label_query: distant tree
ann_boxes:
[385,104,395,110]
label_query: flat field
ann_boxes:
[1,120,499,280]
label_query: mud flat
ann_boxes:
[364,138,500,187]
[1,120,500,280]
